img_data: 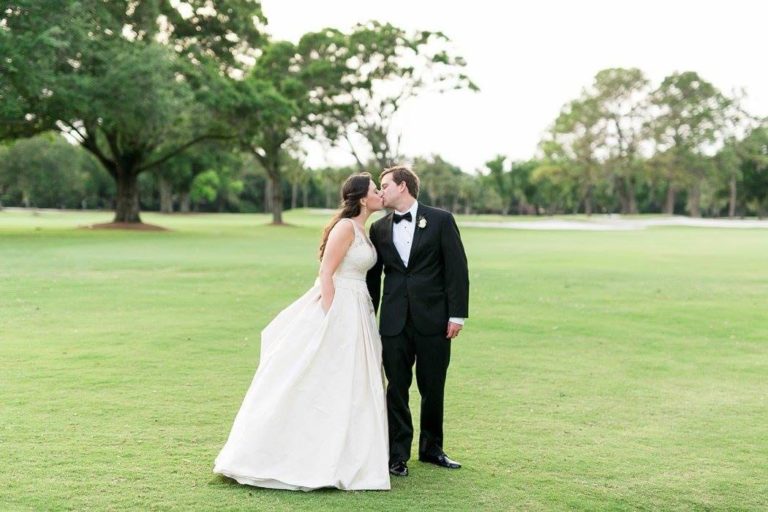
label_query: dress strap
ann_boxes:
[339,217,360,237]
[337,217,374,250]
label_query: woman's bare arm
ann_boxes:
[318,220,354,313]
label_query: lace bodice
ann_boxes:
[334,219,377,280]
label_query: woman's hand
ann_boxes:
[321,294,334,314]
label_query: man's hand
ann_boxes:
[446,321,463,340]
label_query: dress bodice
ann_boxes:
[334,219,377,281]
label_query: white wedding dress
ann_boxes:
[213,219,390,491]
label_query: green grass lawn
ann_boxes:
[1,209,767,511]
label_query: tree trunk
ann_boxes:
[264,179,273,213]
[291,181,298,210]
[114,171,141,223]
[628,190,638,215]
[584,187,593,216]
[302,185,308,208]
[179,191,191,213]
[664,186,676,215]
[616,176,629,214]
[618,194,630,215]
[158,177,173,213]
[688,182,701,218]
[518,201,534,215]
[617,176,637,215]
[271,174,283,224]
[728,176,737,218]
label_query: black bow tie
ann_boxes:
[393,211,412,224]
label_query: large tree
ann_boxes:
[648,71,728,216]
[540,96,604,215]
[0,0,266,223]
[716,90,760,217]
[739,126,768,217]
[591,68,651,214]
[538,68,651,215]
[321,21,478,170]
[231,21,477,224]
[228,35,348,224]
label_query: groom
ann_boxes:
[366,165,469,477]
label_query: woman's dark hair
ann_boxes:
[318,172,372,260]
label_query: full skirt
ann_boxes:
[213,277,390,491]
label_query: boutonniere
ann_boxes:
[417,216,427,229]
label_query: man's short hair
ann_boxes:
[381,165,420,198]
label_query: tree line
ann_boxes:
[2,3,767,221]
[536,68,768,218]
[1,1,475,224]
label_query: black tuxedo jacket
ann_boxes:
[366,204,469,337]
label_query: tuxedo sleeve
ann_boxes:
[366,223,383,314]
[441,213,469,318]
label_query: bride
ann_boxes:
[213,172,390,491]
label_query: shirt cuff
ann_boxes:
[448,317,465,325]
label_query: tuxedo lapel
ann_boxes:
[406,204,425,266]
[382,212,406,271]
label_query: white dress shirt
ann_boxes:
[392,201,464,326]
[392,201,419,267]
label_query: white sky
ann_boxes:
[260,0,768,173]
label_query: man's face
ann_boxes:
[380,174,403,209]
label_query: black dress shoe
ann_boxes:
[419,453,461,469]
[389,461,408,476]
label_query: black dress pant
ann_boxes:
[382,309,451,463]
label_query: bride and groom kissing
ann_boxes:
[213,165,470,491]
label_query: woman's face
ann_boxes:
[365,181,384,212]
